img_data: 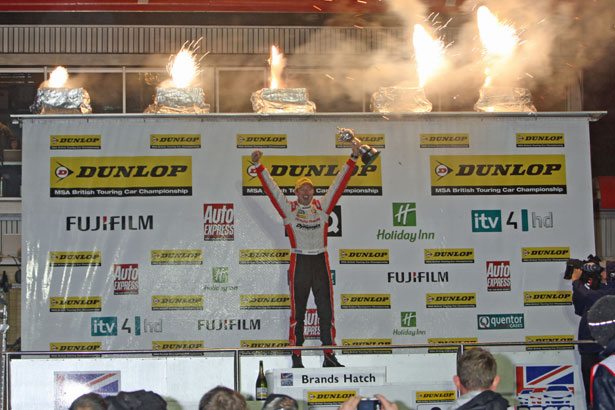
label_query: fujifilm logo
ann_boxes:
[471,210,502,232]
[197,319,261,331]
[393,203,416,226]
[67,215,153,231]
[387,271,449,283]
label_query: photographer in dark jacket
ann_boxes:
[569,258,615,406]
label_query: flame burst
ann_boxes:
[269,45,286,89]
[167,40,203,88]
[412,24,446,88]
[48,66,68,88]
[477,6,519,87]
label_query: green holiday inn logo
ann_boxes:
[377,202,435,243]
[394,311,426,336]
[213,267,228,283]
[401,311,416,327]
[393,203,416,226]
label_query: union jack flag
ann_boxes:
[54,371,121,410]
[515,365,574,395]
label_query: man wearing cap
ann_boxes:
[587,294,615,409]
[251,142,360,368]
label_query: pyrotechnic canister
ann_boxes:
[371,86,432,113]
[251,88,316,114]
[474,86,536,113]
[30,88,92,114]
[145,87,210,114]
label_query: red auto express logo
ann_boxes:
[204,204,234,240]
[113,264,138,295]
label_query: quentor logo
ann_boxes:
[523,291,572,306]
[240,294,291,310]
[50,251,101,267]
[151,295,203,311]
[307,391,356,406]
[478,313,524,329]
[341,339,392,354]
[516,133,564,148]
[50,342,102,352]
[430,155,566,195]
[339,249,389,264]
[151,250,203,265]
[426,293,476,308]
[340,294,391,309]
[204,204,234,240]
[415,391,456,403]
[521,247,569,262]
[150,134,201,149]
[237,134,287,148]
[336,133,385,148]
[50,135,101,150]
[50,296,102,312]
[424,248,474,264]
[486,261,511,292]
[420,133,469,148]
[239,249,290,264]
[427,337,478,353]
[525,335,574,351]
[242,155,382,196]
[50,156,192,197]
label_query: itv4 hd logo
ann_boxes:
[393,203,416,226]
[91,317,117,336]
[472,209,553,233]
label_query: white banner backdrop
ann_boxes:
[21,113,596,352]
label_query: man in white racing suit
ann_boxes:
[251,143,360,368]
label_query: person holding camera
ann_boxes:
[568,257,615,406]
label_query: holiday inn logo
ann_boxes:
[393,311,426,336]
[376,202,435,243]
[401,312,416,327]
[393,203,416,226]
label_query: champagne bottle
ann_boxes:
[255,360,268,400]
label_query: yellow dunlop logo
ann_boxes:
[240,294,291,310]
[50,296,102,312]
[524,291,572,306]
[416,391,456,403]
[151,295,203,310]
[150,134,201,149]
[50,156,192,197]
[516,133,564,147]
[424,248,474,264]
[427,337,478,353]
[307,391,357,405]
[341,294,391,309]
[522,247,569,262]
[239,249,290,264]
[426,293,476,308]
[240,340,289,348]
[430,154,566,195]
[341,338,392,354]
[50,135,101,150]
[336,133,385,148]
[49,251,101,267]
[339,249,389,264]
[152,341,205,350]
[526,335,574,351]
[420,134,469,148]
[151,250,203,265]
[237,134,287,148]
[242,155,382,196]
[50,342,102,352]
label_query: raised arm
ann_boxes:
[252,150,292,219]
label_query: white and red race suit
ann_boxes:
[255,156,357,354]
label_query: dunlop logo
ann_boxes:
[424,248,474,264]
[416,391,456,403]
[50,251,101,267]
[526,335,574,351]
[239,249,290,264]
[236,134,287,148]
[426,293,476,308]
[151,250,203,265]
[50,156,192,197]
[339,249,389,264]
[240,340,289,348]
[430,155,566,195]
[516,133,564,147]
[50,297,102,312]
[341,338,392,354]
[427,338,478,353]
[240,294,291,310]
[307,391,356,405]
[336,133,385,148]
[151,295,204,310]
[340,294,391,309]
[523,291,572,306]
[50,342,102,352]
[150,134,201,149]
[152,341,205,350]
[242,155,382,196]
[50,135,101,150]
[420,134,469,148]
[521,247,569,262]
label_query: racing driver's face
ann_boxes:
[295,183,314,205]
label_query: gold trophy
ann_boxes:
[337,127,381,166]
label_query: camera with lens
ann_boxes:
[563,254,604,289]
[357,398,380,410]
